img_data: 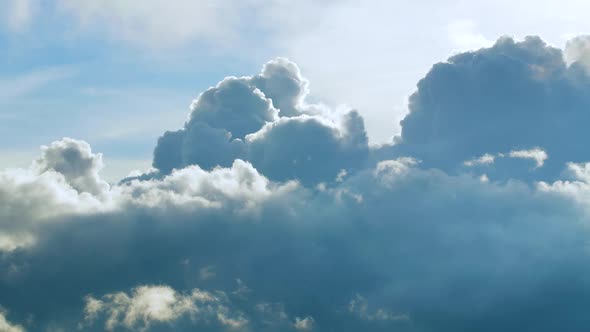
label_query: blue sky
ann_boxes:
[5,2,590,331]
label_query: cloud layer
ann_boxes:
[3,37,590,332]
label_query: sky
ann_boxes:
[4,1,590,331]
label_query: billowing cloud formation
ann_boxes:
[4,36,590,332]
[152,58,369,185]
[394,36,590,181]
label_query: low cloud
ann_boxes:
[3,36,590,332]
[81,285,246,331]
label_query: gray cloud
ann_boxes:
[4,37,590,332]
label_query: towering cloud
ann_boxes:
[152,58,369,185]
[3,37,590,332]
[393,36,590,180]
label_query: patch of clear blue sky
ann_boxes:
[0,3,276,171]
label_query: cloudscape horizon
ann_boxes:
[4,2,590,331]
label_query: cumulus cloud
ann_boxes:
[81,285,246,331]
[393,36,590,181]
[508,148,548,168]
[293,316,314,330]
[565,35,590,73]
[5,37,590,332]
[33,138,110,196]
[0,139,108,251]
[152,58,369,186]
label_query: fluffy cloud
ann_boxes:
[0,138,108,251]
[565,35,590,73]
[393,36,590,181]
[0,311,24,332]
[81,285,246,331]
[152,58,369,185]
[4,37,590,332]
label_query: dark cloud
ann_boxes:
[5,37,590,332]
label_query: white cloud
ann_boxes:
[565,35,590,72]
[0,311,24,332]
[509,148,548,168]
[464,153,496,167]
[463,149,548,169]
[281,0,590,143]
[0,138,296,251]
[82,285,246,331]
[293,316,314,330]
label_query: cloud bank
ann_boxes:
[3,36,590,332]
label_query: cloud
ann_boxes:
[565,35,590,73]
[152,58,369,186]
[81,285,246,331]
[0,311,24,332]
[5,37,590,331]
[33,138,110,196]
[393,36,590,181]
[293,316,314,330]
[508,148,548,168]
[2,151,590,331]
[463,153,496,167]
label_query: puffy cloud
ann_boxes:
[246,112,368,185]
[508,148,548,168]
[6,39,590,332]
[152,58,369,185]
[2,153,590,331]
[33,138,109,196]
[565,35,590,73]
[293,316,314,330]
[463,153,495,167]
[393,36,590,181]
[81,285,246,331]
[0,311,24,332]
[0,139,108,251]
[250,58,309,118]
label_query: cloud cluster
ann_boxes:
[152,58,369,186]
[81,285,246,331]
[4,36,590,332]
